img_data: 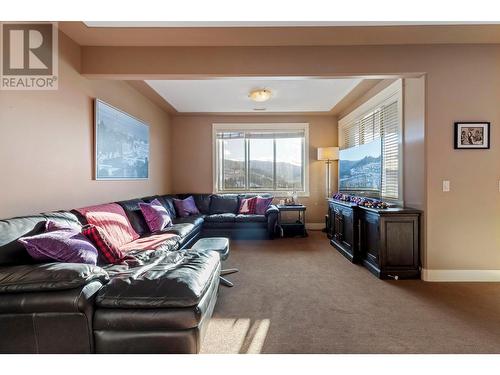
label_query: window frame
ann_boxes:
[338,80,404,205]
[212,123,310,196]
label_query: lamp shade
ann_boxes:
[317,147,339,161]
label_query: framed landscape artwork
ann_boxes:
[94,99,150,180]
[454,122,490,149]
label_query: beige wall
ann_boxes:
[2,34,500,276]
[171,114,338,223]
[79,43,500,274]
[403,77,426,211]
[0,32,173,218]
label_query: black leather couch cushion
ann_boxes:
[154,195,177,219]
[116,198,148,235]
[96,250,220,309]
[204,213,236,223]
[161,223,196,238]
[0,263,109,293]
[176,230,201,250]
[94,261,220,331]
[209,194,239,214]
[42,211,82,230]
[0,280,103,314]
[193,195,211,215]
[235,214,267,223]
[0,216,46,266]
[172,215,204,227]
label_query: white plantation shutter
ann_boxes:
[342,121,360,147]
[339,81,403,203]
[380,101,400,199]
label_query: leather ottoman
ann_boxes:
[191,237,238,287]
[93,250,221,354]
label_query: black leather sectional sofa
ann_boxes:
[0,193,278,353]
[137,193,279,244]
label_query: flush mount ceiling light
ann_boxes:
[248,88,272,102]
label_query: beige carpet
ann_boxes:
[200,231,500,354]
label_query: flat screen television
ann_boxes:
[338,138,382,198]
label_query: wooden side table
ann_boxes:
[277,204,307,237]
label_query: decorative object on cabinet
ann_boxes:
[332,192,388,209]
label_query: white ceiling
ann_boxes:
[145,78,363,113]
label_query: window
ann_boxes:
[213,123,309,194]
[339,80,403,203]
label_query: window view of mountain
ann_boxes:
[218,134,304,191]
[223,159,302,190]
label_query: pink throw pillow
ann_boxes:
[139,199,172,232]
[255,196,273,215]
[76,203,139,247]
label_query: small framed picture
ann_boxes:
[454,122,490,149]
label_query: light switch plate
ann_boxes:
[443,180,450,192]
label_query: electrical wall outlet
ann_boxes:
[442,180,450,192]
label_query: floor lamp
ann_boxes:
[317,147,339,199]
[318,147,339,233]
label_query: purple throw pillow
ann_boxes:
[18,223,98,265]
[173,196,200,217]
[138,198,172,232]
[255,196,274,215]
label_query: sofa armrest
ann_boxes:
[265,205,279,239]
[265,204,279,217]
[0,263,109,294]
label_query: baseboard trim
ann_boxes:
[305,222,324,230]
[422,268,500,282]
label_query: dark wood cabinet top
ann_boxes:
[327,199,358,208]
[360,206,421,215]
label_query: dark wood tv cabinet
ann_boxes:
[327,199,421,279]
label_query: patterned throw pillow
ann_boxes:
[138,198,172,232]
[238,197,257,215]
[82,224,126,264]
[255,196,274,215]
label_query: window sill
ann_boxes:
[214,191,310,198]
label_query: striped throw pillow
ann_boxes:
[82,224,126,264]
[238,197,258,215]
